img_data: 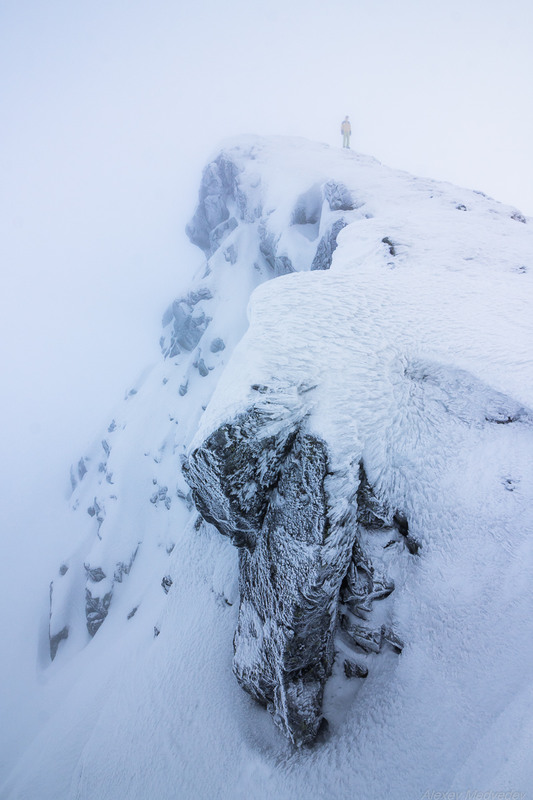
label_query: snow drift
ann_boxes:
[3,137,533,798]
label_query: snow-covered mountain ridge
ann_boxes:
[5,136,533,798]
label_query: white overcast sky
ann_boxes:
[0,0,532,564]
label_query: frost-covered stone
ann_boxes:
[185,155,242,254]
[85,588,112,637]
[160,288,214,358]
[311,219,347,271]
[78,458,87,481]
[259,224,293,275]
[49,624,68,661]
[184,385,359,745]
[84,564,106,582]
[209,216,238,253]
[324,180,357,211]
[210,337,225,353]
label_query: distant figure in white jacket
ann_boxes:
[341,116,351,149]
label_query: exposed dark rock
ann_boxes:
[340,614,383,654]
[127,606,138,620]
[176,487,193,510]
[183,390,307,549]
[107,420,117,433]
[357,463,394,527]
[151,484,172,510]
[183,386,406,744]
[340,618,403,656]
[179,382,188,396]
[340,545,395,617]
[50,625,69,661]
[382,236,397,256]
[393,513,419,555]
[160,289,214,358]
[258,226,278,268]
[209,216,238,253]
[86,498,105,535]
[343,659,368,678]
[161,576,173,594]
[511,211,526,223]
[188,287,213,306]
[59,564,68,576]
[84,565,106,583]
[87,499,104,529]
[186,155,241,254]
[196,358,209,377]
[210,337,226,353]
[485,412,526,425]
[183,386,359,745]
[78,458,87,481]
[114,547,138,583]
[382,626,404,653]
[311,219,347,271]
[224,243,238,264]
[259,224,294,275]
[169,300,211,353]
[324,180,357,211]
[85,588,112,637]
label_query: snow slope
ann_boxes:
[2,137,533,799]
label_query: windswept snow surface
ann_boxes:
[2,137,533,799]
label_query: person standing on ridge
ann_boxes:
[341,116,351,148]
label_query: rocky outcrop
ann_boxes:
[185,153,261,256]
[160,290,213,358]
[183,383,361,745]
[324,180,357,211]
[259,224,294,275]
[185,157,238,254]
[311,219,347,271]
[85,586,113,637]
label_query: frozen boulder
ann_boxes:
[183,383,359,745]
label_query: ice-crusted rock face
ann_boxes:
[46,136,533,761]
[183,383,359,744]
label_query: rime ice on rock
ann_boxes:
[183,384,359,745]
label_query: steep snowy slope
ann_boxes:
[3,137,533,798]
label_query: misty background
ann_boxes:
[1,0,532,772]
